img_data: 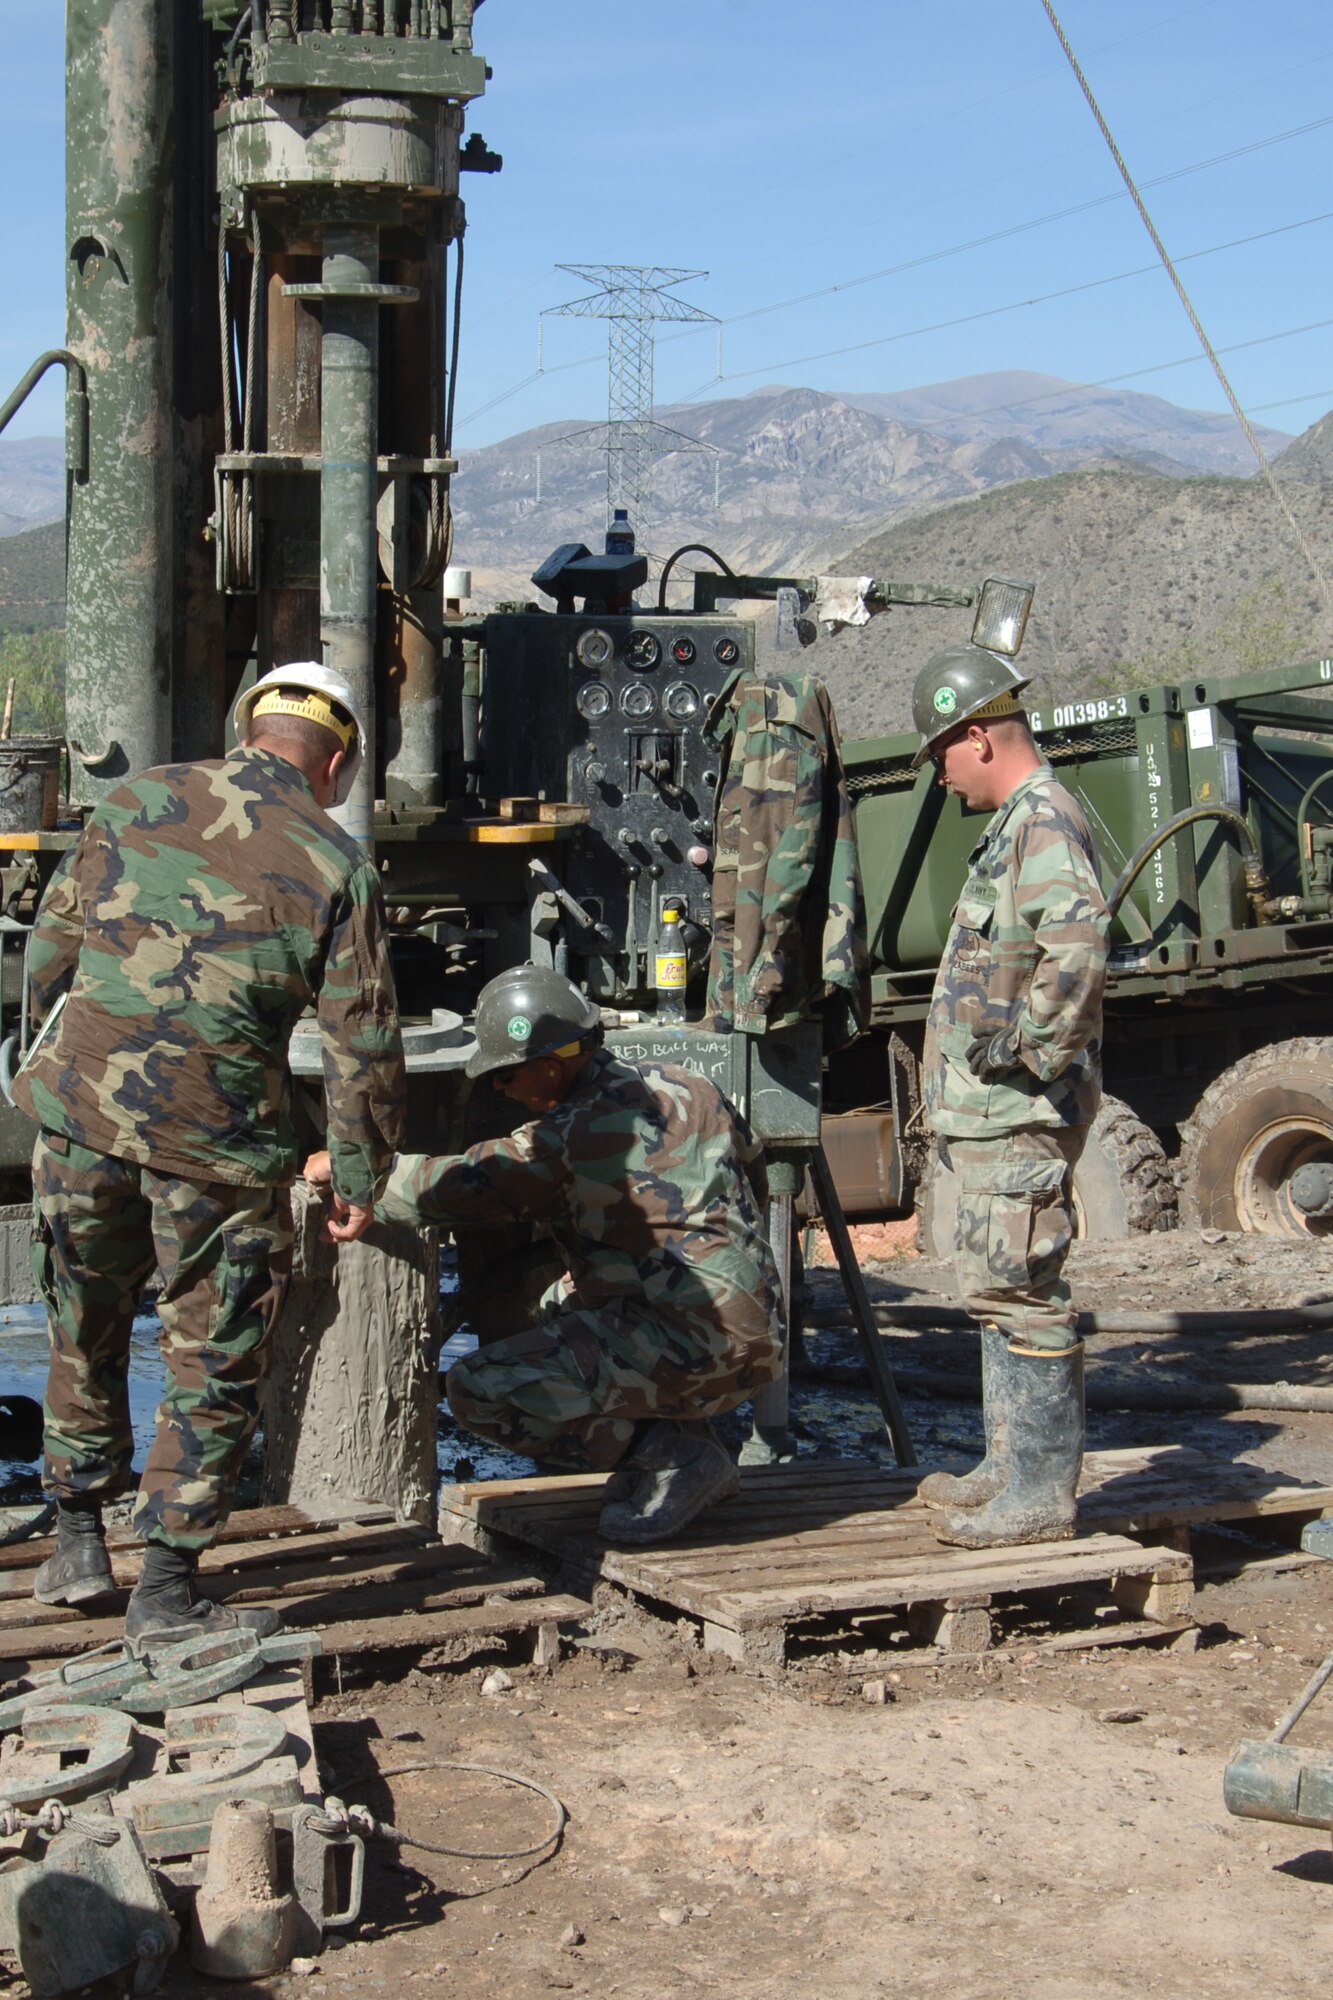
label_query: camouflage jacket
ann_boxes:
[12,746,404,1203]
[384,1046,782,1364]
[924,766,1108,1139]
[703,670,868,1050]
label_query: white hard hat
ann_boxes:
[233,662,365,806]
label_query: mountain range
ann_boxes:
[1,371,1328,744]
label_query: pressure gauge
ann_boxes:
[626,631,662,670]
[620,682,656,719]
[670,635,697,666]
[576,681,611,720]
[713,635,740,667]
[576,628,613,669]
[664,681,700,721]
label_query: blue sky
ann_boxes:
[3,1,1331,449]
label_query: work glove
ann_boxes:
[965,1027,1024,1083]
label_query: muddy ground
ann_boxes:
[159,1230,1333,1998]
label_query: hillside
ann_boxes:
[0,439,64,539]
[448,377,1292,578]
[0,519,64,632]
[840,371,1291,473]
[757,460,1333,740]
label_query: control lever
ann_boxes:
[526,857,615,945]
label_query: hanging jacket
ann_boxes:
[703,668,868,1051]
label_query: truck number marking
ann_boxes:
[1029,695,1130,732]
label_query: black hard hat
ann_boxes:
[466,966,601,1081]
[910,645,1032,769]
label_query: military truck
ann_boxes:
[830,653,1333,1249]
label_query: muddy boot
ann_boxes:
[33,1499,115,1607]
[599,1423,655,1507]
[124,1542,283,1658]
[918,1323,1013,1510]
[931,1343,1084,1550]
[598,1421,740,1546]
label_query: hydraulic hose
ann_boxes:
[1107,804,1271,927]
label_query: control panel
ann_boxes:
[479,611,755,1000]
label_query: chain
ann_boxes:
[0,1798,122,1845]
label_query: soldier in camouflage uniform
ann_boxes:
[307,965,782,1544]
[704,669,867,1051]
[14,663,405,1650]
[912,645,1109,1550]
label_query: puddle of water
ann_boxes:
[5,1279,1248,1505]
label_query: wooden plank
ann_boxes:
[705,1541,1191,1632]
[317,1593,589,1657]
[0,1567,557,1644]
[0,1523,491,1602]
[0,1501,395,1576]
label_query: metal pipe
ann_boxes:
[319,227,381,846]
[808,1297,1333,1336]
[65,0,175,800]
[801,1356,1333,1416]
[0,352,88,480]
[809,1146,916,1465]
[744,1178,795,1462]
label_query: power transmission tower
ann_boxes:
[543,265,717,551]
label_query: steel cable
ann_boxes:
[318,1760,567,1864]
[1040,0,1332,614]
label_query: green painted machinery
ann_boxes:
[836,654,1333,1242]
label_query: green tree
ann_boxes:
[0,630,65,736]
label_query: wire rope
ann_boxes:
[1039,0,1331,612]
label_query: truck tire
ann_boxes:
[917,1094,1177,1259]
[1179,1038,1333,1236]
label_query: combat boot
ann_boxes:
[598,1422,656,1507]
[930,1342,1084,1550]
[917,1322,1013,1509]
[124,1542,283,1658]
[33,1499,115,1607]
[598,1420,739,1546]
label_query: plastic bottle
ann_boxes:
[605,508,636,556]
[653,904,687,1024]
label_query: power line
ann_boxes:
[653,110,1333,352]
[676,209,1333,396]
[459,211,1333,443]
[629,0,1228,250]
[460,91,1333,443]
[896,317,1333,438]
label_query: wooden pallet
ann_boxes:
[440,1444,1333,1664]
[0,1502,590,1672]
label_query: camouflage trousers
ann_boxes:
[446,1292,782,1470]
[941,1127,1087,1352]
[32,1131,292,1550]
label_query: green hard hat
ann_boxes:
[910,645,1032,769]
[466,965,601,1081]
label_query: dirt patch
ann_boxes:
[163,1225,1333,1999]
[161,1581,1332,2000]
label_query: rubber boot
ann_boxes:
[931,1342,1084,1549]
[598,1421,740,1546]
[917,1322,1012,1510]
[33,1499,115,1607]
[124,1542,283,1658]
